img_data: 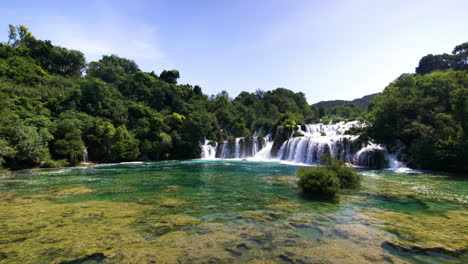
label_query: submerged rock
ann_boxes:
[366,210,468,257]
[52,186,95,197]
[263,175,298,186]
[160,198,186,208]
[266,201,297,213]
[0,199,149,264]
[0,193,411,264]
[271,126,289,157]
[141,214,201,236]
[162,185,182,192]
[275,238,407,264]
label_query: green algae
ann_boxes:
[265,200,298,213]
[263,175,298,186]
[0,199,148,264]
[0,160,466,263]
[139,214,201,236]
[366,209,468,256]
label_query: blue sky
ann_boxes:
[1,0,467,103]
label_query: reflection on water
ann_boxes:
[0,160,466,263]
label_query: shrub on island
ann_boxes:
[297,155,362,197]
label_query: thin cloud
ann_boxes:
[31,14,165,65]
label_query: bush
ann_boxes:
[297,155,362,197]
[323,155,362,189]
[297,166,340,197]
[332,117,346,124]
[293,131,304,137]
[334,165,361,188]
[39,159,68,168]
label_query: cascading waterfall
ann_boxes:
[215,136,265,159]
[250,134,273,160]
[276,122,362,165]
[199,121,405,169]
[80,148,89,163]
[275,121,403,168]
[200,139,217,159]
[234,138,241,158]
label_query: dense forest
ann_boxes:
[311,93,379,122]
[366,72,467,172]
[0,25,321,169]
[0,25,466,173]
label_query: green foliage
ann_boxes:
[331,117,346,124]
[293,131,304,138]
[283,119,297,129]
[367,69,468,172]
[159,70,180,84]
[320,116,331,124]
[39,159,68,168]
[322,155,361,189]
[0,55,48,84]
[87,55,139,83]
[297,166,340,197]
[110,126,139,161]
[1,24,465,174]
[12,123,52,164]
[251,117,274,133]
[54,131,85,159]
[297,155,362,197]
[80,78,128,124]
[415,42,468,74]
[311,93,378,120]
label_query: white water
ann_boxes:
[248,134,273,161]
[200,139,217,159]
[80,148,89,163]
[277,122,360,165]
[212,136,266,159]
[199,121,406,169]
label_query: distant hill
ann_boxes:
[311,93,380,110]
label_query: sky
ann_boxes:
[1,0,467,104]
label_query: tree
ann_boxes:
[86,118,116,161]
[452,42,468,71]
[110,126,139,161]
[80,78,128,124]
[87,55,139,83]
[193,85,202,95]
[415,54,452,75]
[54,130,85,162]
[367,70,468,172]
[159,70,180,84]
[6,25,34,48]
[7,24,17,46]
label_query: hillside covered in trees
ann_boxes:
[0,25,466,173]
[0,25,321,169]
[365,44,467,172]
[311,93,379,121]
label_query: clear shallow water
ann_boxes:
[0,160,466,264]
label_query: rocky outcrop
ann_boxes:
[271,126,290,157]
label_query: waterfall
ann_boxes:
[252,137,259,157]
[276,136,359,165]
[353,144,388,168]
[80,148,89,163]
[250,134,273,161]
[200,139,217,159]
[201,136,267,159]
[234,138,241,158]
[273,121,405,168]
[199,121,405,169]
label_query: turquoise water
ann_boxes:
[0,160,467,263]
